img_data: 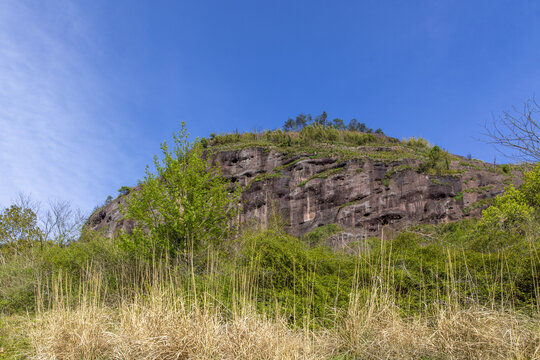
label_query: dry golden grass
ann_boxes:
[31,292,331,360]
[28,284,540,360]
[338,298,540,359]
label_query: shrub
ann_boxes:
[120,123,241,260]
[240,229,355,320]
[297,124,339,145]
[418,145,451,174]
[40,232,129,281]
[267,129,291,146]
[302,224,341,246]
[0,255,37,313]
[200,137,208,148]
[343,132,375,146]
[479,163,540,234]
[403,137,430,149]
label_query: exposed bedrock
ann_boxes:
[87,147,515,240]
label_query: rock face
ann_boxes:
[87,147,516,240]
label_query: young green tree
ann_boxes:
[313,111,328,127]
[120,123,241,260]
[295,114,307,130]
[480,163,540,233]
[0,205,43,253]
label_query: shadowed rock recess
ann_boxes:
[88,140,521,244]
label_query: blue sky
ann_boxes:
[1,0,539,213]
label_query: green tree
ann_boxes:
[0,205,43,253]
[283,118,296,132]
[480,164,540,233]
[331,118,346,130]
[120,123,241,260]
[348,118,372,133]
[295,114,308,130]
[118,186,132,196]
[313,111,328,127]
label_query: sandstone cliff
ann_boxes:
[87,143,520,242]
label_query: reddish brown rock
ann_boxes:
[87,147,518,241]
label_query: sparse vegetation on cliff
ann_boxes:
[205,125,518,183]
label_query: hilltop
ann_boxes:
[88,126,526,247]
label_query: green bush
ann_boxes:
[120,123,241,260]
[479,163,540,235]
[39,231,129,280]
[302,224,341,246]
[200,137,208,148]
[297,125,339,145]
[240,230,355,322]
[403,137,430,149]
[0,256,37,314]
[418,145,451,174]
[266,129,292,146]
[118,186,132,196]
[343,132,375,146]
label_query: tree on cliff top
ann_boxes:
[120,122,241,260]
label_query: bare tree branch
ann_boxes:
[42,200,86,245]
[11,193,86,244]
[13,192,41,216]
[483,99,540,162]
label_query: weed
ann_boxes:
[298,166,346,187]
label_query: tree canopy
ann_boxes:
[120,123,241,260]
[0,205,42,252]
[282,111,383,134]
[480,163,540,233]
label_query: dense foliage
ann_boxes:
[480,164,540,236]
[0,205,42,253]
[119,122,240,260]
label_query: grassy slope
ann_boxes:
[1,217,539,358]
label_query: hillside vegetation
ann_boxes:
[205,124,527,179]
[1,123,539,359]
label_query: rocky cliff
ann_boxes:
[87,143,519,242]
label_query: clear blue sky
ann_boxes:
[1,0,539,213]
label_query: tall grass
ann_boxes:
[209,126,386,150]
[24,226,540,359]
